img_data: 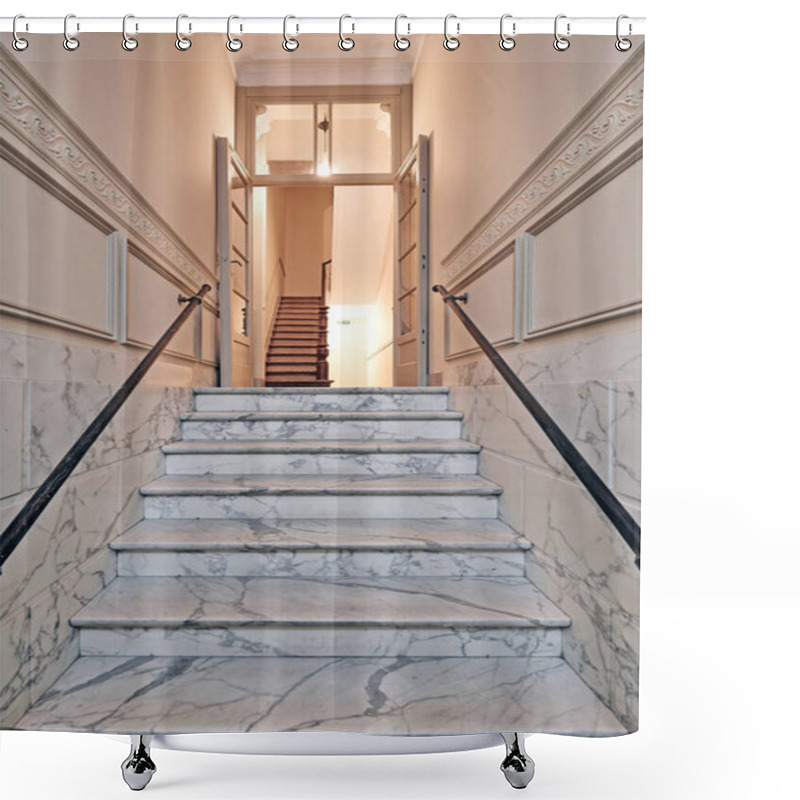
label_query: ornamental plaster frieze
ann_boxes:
[442,45,644,285]
[0,49,216,302]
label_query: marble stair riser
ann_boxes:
[193,391,450,413]
[116,548,525,578]
[143,492,499,519]
[78,625,562,659]
[163,450,479,476]
[180,418,463,441]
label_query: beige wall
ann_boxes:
[1,40,233,727]
[412,35,635,376]
[13,34,236,271]
[282,188,334,297]
[412,37,643,730]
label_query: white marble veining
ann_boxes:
[180,412,463,442]
[194,388,450,413]
[79,625,563,659]
[163,440,479,476]
[71,575,569,629]
[110,518,532,552]
[142,474,501,520]
[117,549,525,579]
[17,655,626,736]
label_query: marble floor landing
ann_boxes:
[17,655,627,737]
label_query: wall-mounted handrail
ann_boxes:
[433,284,641,566]
[0,284,212,572]
[320,259,332,306]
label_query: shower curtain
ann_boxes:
[0,21,643,756]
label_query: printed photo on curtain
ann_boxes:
[0,20,643,793]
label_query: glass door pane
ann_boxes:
[254,104,315,175]
[331,103,392,174]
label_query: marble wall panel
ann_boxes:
[0,606,30,727]
[0,378,25,498]
[612,378,641,501]
[27,547,116,707]
[0,327,209,726]
[479,449,525,533]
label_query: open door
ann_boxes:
[216,138,254,387]
[393,135,429,386]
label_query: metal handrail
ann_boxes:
[0,284,212,571]
[320,259,332,306]
[433,284,641,566]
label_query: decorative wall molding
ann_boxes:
[445,240,523,360]
[0,46,217,306]
[441,45,644,285]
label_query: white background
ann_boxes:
[2,1,799,798]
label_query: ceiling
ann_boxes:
[234,35,418,87]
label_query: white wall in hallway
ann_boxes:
[330,186,394,386]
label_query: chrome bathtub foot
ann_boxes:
[500,732,535,789]
[121,735,156,791]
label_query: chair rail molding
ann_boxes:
[0,44,217,304]
[441,44,644,285]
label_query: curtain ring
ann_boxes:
[553,14,570,51]
[226,15,243,52]
[615,14,632,51]
[394,15,410,51]
[499,14,516,50]
[283,15,299,51]
[121,14,138,51]
[443,14,460,51]
[339,14,355,51]
[12,15,29,51]
[63,13,79,51]
[175,14,192,51]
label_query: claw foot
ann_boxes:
[500,732,535,789]
[121,735,156,791]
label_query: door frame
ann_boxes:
[216,137,254,387]
[393,135,430,387]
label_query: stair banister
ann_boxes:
[432,284,641,566]
[0,284,212,572]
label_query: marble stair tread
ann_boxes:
[140,474,502,496]
[17,655,626,736]
[162,439,480,455]
[111,518,532,552]
[180,410,463,422]
[70,575,569,628]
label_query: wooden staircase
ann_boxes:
[265,296,332,387]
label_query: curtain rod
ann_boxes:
[0,16,646,37]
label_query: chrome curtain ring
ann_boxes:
[63,14,79,51]
[499,14,516,50]
[121,14,138,51]
[394,14,410,51]
[615,14,632,51]
[12,15,29,51]
[443,14,460,51]
[176,14,192,51]
[338,14,355,51]
[226,15,243,52]
[553,14,570,51]
[283,15,299,51]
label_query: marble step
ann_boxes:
[180,410,463,440]
[141,474,500,519]
[18,654,627,736]
[72,575,567,658]
[162,439,480,476]
[112,518,528,578]
[194,387,450,412]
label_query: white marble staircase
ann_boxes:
[18,388,624,737]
